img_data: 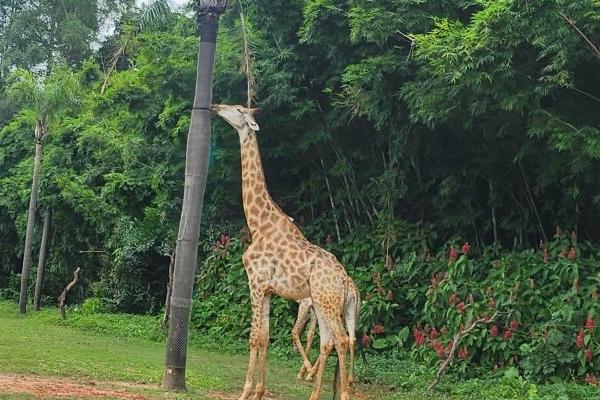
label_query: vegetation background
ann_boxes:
[0,0,599,393]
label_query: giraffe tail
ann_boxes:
[332,355,340,400]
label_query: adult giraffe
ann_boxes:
[212,104,358,400]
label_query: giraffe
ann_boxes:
[211,104,356,400]
[292,278,360,387]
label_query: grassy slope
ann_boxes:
[0,301,598,400]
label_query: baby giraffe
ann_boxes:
[293,278,360,387]
[212,104,354,400]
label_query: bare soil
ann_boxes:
[0,374,152,399]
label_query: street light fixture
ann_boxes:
[194,0,228,15]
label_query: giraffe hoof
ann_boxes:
[238,392,252,400]
[304,374,314,382]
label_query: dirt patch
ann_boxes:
[0,374,151,399]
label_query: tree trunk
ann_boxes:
[162,11,221,391]
[319,156,341,242]
[33,208,52,310]
[19,135,43,315]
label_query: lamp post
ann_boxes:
[162,0,228,391]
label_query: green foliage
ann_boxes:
[405,231,599,381]
[1,0,600,389]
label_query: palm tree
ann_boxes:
[103,0,229,390]
[162,0,229,391]
[7,64,81,315]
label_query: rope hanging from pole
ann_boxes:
[237,0,255,108]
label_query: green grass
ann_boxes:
[0,301,598,400]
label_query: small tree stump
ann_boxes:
[58,267,80,319]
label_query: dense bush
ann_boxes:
[192,222,600,384]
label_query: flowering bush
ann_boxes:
[333,223,600,383]
[192,221,599,384]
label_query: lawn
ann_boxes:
[0,301,389,399]
[0,301,597,399]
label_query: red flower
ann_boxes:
[509,320,520,330]
[372,325,385,335]
[489,325,499,337]
[385,254,394,271]
[449,247,458,262]
[386,290,394,302]
[482,314,491,322]
[458,347,469,360]
[429,327,438,340]
[585,316,596,332]
[461,242,471,255]
[503,329,513,340]
[585,347,593,362]
[240,226,250,243]
[567,247,577,260]
[456,302,466,314]
[215,233,231,248]
[584,373,599,386]
[361,334,372,348]
[576,330,585,349]
[431,340,446,358]
[449,293,459,306]
[413,328,426,346]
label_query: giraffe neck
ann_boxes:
[239,127,281,237]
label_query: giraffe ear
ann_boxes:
[244,113,260,131]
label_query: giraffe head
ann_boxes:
[211,104,260,137]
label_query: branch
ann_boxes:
[569,86,600,104]
[428,312,499,391]
[58,267,81,319]
[542,110,579,132]
[560,12,600,58]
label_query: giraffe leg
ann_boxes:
[239,292,264,400]
[302,309,318,381]
[345,291,359,389]
[292,299,313,379]
[254,295,271,400]
[310,294,349,400]
[330,318,349,400]
[308,309,333,400]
